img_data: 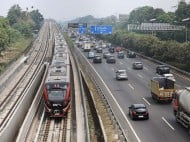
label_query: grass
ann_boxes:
[0,37,33,74]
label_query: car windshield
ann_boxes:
[135,62,142,65]
[118,70,126,75]
[89,52,94,55]
[134,104,146,109]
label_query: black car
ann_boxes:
[106,55,116,63]
[132,62,143,69]
[156,65,170,75]
[108,47,115,53]
[93,55,102,63]
[96,47,103,53]
[127,51,136,58]
[117,51,125,59]
[128,104,149,120]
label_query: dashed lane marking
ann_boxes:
[162,117,175,131]
[142,97,151,106]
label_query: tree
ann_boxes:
[7,4,22,26]
[128,6,156,24]
[175,1,190,21]
[30,10,44,30]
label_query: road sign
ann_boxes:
[68,23,87,28]
[90,25,112,34]
[78,26,86,34]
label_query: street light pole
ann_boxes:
[182,18,190,42]
[149,18,156,36]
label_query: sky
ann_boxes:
[0,0,190,21]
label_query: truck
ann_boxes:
[83,42,91,52]
[151,77,175,103]
[173,87,190,133]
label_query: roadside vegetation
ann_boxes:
[97,1,190,72]
[0,4,44,73]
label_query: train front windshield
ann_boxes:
[46,82,67,102]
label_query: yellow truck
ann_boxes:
[151,77,175,103]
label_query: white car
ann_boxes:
[116,70,128,80]
[162,73,176,82]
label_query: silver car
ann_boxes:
[116,69,128,80]
[132,62,143,70]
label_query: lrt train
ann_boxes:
[43,32,71,117]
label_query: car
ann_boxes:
[117,51,125,59]
[87,51,95,59]
[115,47,123,52]
[108,47,115,53]
[132,62,143,69]
[156,65,170,75]
[106,55,116,63]
[93,55,102,63]
[162,73,176,82]
[102,44,107,48]
[97,47,103,53]
[128,104,149,120]
[127,51,136,58]
[94,45,99,50]
[103,52,111,59]
[116,69,128,80]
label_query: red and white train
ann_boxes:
[43,31,71,117]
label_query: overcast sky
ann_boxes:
[0,0,190,21]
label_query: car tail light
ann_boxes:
[145,111,148,115]
[132,111,136,115]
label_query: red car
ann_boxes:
[115,47,123,52]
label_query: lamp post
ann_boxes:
[149,18,156,36]
[182,18,190,42]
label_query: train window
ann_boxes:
[48,90,66,100]
[46,83,67,90]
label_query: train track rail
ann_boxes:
[15,21,73,142]
[34,110,71,142]
[0,21,54,142]
[0,24,48,129]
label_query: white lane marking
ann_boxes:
[79,48,141,142]
[161,117,175,131]
[128,84,134,90]
[142,97,151,106]
[144,67,148,70]
[137,74,143,79]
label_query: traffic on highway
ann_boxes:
[70,32,190,142]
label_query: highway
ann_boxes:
[80,47,190,142]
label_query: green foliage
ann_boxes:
[175,1,190,22]
[7,4,43,37]
[7,28,22,43]
[0,28,9,51]
[30,10,44,30]
[128,6,164,23]
[0,4,43,54]
[13,22,34,37]
[102,30,190,72]
[0,18,10,51]
[7,4,22,26]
